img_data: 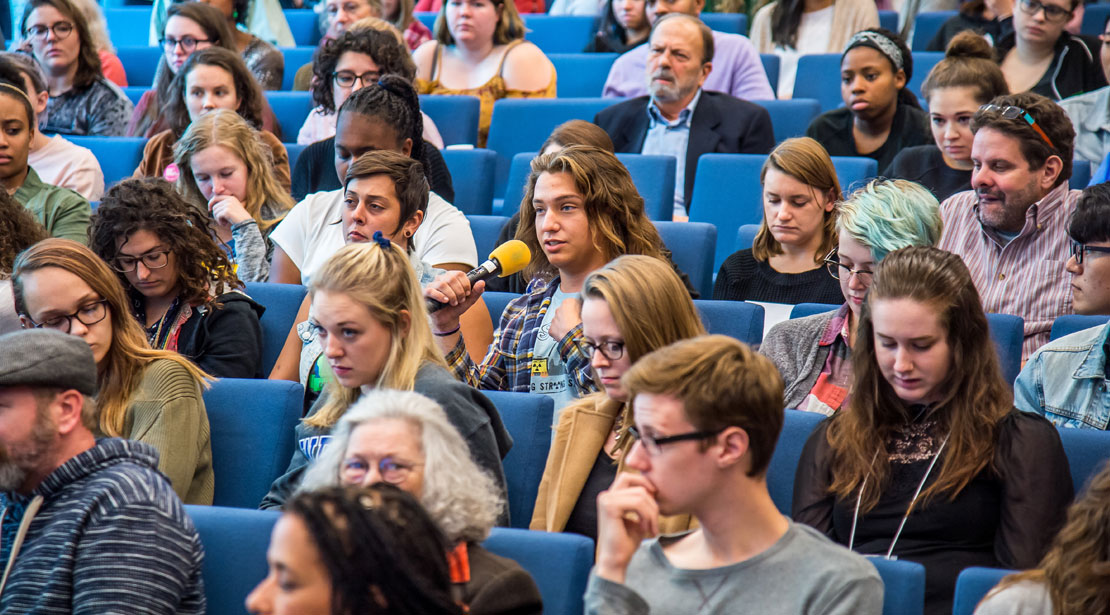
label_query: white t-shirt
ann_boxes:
[27,135,105,201]
[528,285,578,420]
[774,5,835,99]
[548,0,602,15]
[269,188,478,284]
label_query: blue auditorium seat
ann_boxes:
[482,291,520,329]
[790,302,839,319]
[279,46,317,90]
[987,313,1023,386]
[284,143,306,173]
[105,7,152,47]
[466,214,512,261]
[952,567,1015,615]
[116,46,161,87]
[521,15,597,52]
[283,9,321,46]
[186,506,280,615]
[832,155,879,194]
[735,224,760,252]
[67,136,145,190]
[1071,157,1092,189]
[121,86,147,106]
[1050,314,1110,340]
[767,409,825,514]
[482,528,594,615]
[759,54,780,92]
[549,53,618,97]
[755,98,821,143]
[420,95,481,146]
[911,11,958,50]
[1082,3,1110,35]
[442,149,497,215]
[878,9,899,33]
[483,391,554,528]
[695,299,764,346]
[1057,427,1110,495]
[415,11,437,31]
[263,91,314,143]
[202,379,304,509]
[654,221,717,299]
[868,557,925,615]
[702,12,749,35]
[243,281,308,376]
[792,54,843,112]
[907,51,943,99]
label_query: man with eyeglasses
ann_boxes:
[1015,183,1110,429]
[996,0,1104,101]
[0,329,204,613]
[587,335,883,615]
[938,92,1079,359]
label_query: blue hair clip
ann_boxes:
[372,231,392,249]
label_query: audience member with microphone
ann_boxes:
[424,145,673,419]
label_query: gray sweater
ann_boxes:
[759,311,839,410]
[584,521,884,615]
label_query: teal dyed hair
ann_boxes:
[836,179,943,262]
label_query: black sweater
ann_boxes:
[995,30,1107,101]
[806,103,933,176]
[291,137,455,203]
[713,249,843,305]
[175,291,265,379]
[926,13,1012,51]
[885,144,972,202]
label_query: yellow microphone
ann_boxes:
[426,240,532,313]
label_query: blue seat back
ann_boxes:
[701,12,748,35]
[907,52,943,99]
[263,91,313,143]
[467,215,512,262]
[549,53,618,97]
[756,98,821,143]
[116,46,161,87]
[67,136,145,190]
[832,155,879,194]
[868,557,925,615]
[501,152,535,215]
[483,391,554,529]
[1070,157,1092,189]
[986,313,1023,386]
[790,302,840,319]
[911,11,958,50]
[1057,427,1110,495]
[653,221,717,299]
[1050,314,1110,340]
[694,300,764,346]
[185,505,280,615]
[522,15,598,52]
[768,409,826,513]
[283,9,321,46]
[483,291,521,329]
[952,567,1015,615]
[792,54,843,112]
[878,9,899,32]
[759,54,780,91]
[201,379,304,508]
[243,282,308,376]
[105,7,152,46]
[442,149,497,215]
[279,46,317,90]
[735,224,760,252]
[1082,3,1110,35]
[122,86,147,106]
[482,528,594,615]
[285,143,307,173]
[487,98,617,195]
[420,95,481,146]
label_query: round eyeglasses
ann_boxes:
[823,250,874,285]
[340,456,422,485]
[26,21,74,41]
[160,36,211,53]
[24,300,109,334]
[112,250,171,274]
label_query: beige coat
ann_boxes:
[749,0,880,55]
[529,393,694,536]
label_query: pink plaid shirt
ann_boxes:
[939,183,1078,360]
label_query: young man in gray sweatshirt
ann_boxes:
[586,334,884,615]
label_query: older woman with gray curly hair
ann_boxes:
[300,390,543,615]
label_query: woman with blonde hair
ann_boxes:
[792,246,1072,615]
[300,390,542,614]
[261,239,510,511]
[713,137,844,305]
[976,463,1110,615]
[174,109,293,282]
[760,178,943,415]
[413,0,555,147]
[12,239,214,505]
[531,254,706,538]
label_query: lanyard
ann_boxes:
[848,432,951,560]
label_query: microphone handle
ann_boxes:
[426,258,501,314]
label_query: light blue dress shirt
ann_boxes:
[641,89,702,220]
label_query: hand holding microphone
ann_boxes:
[425,240,532,315]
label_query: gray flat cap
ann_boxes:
[0,330,97,396]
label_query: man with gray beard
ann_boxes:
[594,13,774,220]
[0,329,204,614]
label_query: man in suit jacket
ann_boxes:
[594,13,775,220]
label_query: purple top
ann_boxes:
[602,30,775,101]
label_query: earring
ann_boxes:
[404,230,412,238]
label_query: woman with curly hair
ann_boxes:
[87,178,264,379]
[133,47,290,190]
[792,246,1072,615]
[975,463,1110,615]
[298,391,541,615]
[0,190,48,335]
[174,109,293,282]
[248,484,463,615]
[12,237,214,504]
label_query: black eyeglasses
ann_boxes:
[1070,240,1110,265]
[979,103,1057,150]
[332,70,381,88]
[23,300,109,334]
[160,35,211,53]
[112,249,171,273]
[823,249,874,284]
[1018,0,1072,23]
[627,424,723,456]
[25,21,74,41]
[579,339,626,361]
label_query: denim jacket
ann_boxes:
[1014,323,1110,429]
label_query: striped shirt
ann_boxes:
[0,438,205,614]
[938,183,1078,359]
